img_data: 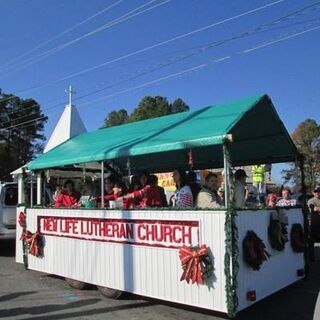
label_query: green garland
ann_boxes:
[21,209,29,270]
[223,142,239,318]
[21,168,29,269]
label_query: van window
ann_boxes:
[4,187,18,206]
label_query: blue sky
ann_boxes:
[1,0,319,181]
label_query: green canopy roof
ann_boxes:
[28,94,299,173]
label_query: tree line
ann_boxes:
[0,93,188,181]
[282,118,320,193]
[0,89,319,193]
[0,90,47,180]
[102,96,189,128]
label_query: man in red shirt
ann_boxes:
[54,180,81,208]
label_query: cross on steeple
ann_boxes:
[65,85,75,106]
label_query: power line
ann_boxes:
[4,14,319,108]
[0,1,290,123]
[0,0,124,70]
[6,0,285,96]
[2,0,319,127]
[12,13,320,110]
[0,0,169,105]
[0,0,157,73]
[1,0,171,76]
[73,4,320,103]
[76,24,320,108]
[4,21,320,132]
[43,0,287,84]
[2,2,320,126]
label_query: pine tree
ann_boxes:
[0,92,47,180]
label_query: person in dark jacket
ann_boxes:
[150,174,167,207]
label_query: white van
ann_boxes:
[0,182,18,239]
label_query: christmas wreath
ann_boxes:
[242,231,270,270]
[268,212,288,251]
[290,223,306,253]
[179,244,213,285]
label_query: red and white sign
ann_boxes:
[38,216,199,249]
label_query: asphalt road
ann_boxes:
[0,240,319,320]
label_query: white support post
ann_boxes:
[37,173,42,206]
[101,161,105,208]
[30,174,34,208]
[18,175,25,204]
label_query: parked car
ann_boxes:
[0,182,18,239]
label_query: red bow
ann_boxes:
[20,231,41,257]
[188,149,193,168]
[18,211,26,228]
[179,244,208,285]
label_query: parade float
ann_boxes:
[16,94,307,318]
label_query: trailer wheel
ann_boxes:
[65,278,87,290]
[98,286,123,299]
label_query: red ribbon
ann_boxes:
[179,244,208,285]
[20,231,41,257]
[18,211,26,228]
[188,149,193,168]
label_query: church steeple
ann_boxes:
[44,86,86,153]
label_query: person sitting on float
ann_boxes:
[196,172,223,209]
[54,180,81,208]
[266,192,279,207]
[126,175,142,207]
[129,175,141,192]
[119,171,162,208]
[170,168,193,208]
[149,174,168,207]
[52,185,63,202]
[234,169,248,209]
[79,177,96,208]
[105,175,116,195]
[108,180,130,209]
[276,187,297,207]
[308,186,320,261]
[95,175,118,207]
[265,187,280,207]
